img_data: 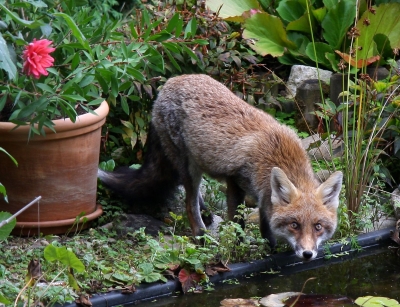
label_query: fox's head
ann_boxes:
[269,167,343,261]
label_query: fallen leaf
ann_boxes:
[220,298,259,306]
[75,294,92,307]
[121,284,136,294]
[178,268,202,293]
[26,259,44,285]
[260,292,303,307]
[335,51,380,68]
[206,261,231,276]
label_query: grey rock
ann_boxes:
[286,65,332,98]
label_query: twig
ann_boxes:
[0,196,42,228]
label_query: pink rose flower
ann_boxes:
[22,39,56,79]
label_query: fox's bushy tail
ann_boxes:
[98,124,181,216]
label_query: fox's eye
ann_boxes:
[290,222,299,229]
[315,223,322,231]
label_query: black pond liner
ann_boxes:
[61,227,394,307]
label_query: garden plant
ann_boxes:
[0,0,400,305]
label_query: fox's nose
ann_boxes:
[302,250,314,259]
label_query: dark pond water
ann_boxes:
[136,246,400,307]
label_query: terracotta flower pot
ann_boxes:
[0,101,109,236]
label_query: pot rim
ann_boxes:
[0,100,109,141]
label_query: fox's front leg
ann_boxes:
[226,177,246,229]
[259,207,277,249]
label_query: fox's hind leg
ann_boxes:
[181,162,207,237]
[226,177,246,229]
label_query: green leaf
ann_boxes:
[79,74,95,88]
[355,3,400,59]
[206,0,261,22]
[323,0,339,10]
[243,12,297,57]
[24,0,48,8]
[0,3,43,28]
[135,114,145,128]
[17,100,42,119]
[0,34,17,79]
[276,0,305,22]
[286,11,316,34]
[184,18,197,39]
[36,83,55,93]
[129,22,138,39]
[146,31,173,42]
[60,94,86,102]
[0,147,16,166]
[111,75,119,98]
[68,271,80,291]
[0,95,6,113]
[305,42,333,67]
[53,13,91,52]
[312,7,327,23]
[0,293,11,305]
[0,212,16,241]
[95,73,109,94]
[355,296,400,307]
[44,245,85,272]
[322,0,356,50]
[166,13,181,34]
[121,97,129,115]
[163,48,182,72]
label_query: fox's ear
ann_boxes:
[316,171,343,210]
[270,167,299,205]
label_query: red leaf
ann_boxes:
[335,51,380,68]
[178,269,202,293]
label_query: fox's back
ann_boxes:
[152,74,315,191]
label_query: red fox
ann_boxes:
[99,74,343,260]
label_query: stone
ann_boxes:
[391,187,400,220]
[302,134,344,161]
[286,65,332,98]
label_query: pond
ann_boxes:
[135,245,399,307]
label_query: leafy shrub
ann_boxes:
[207,0,400,72]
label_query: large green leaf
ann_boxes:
[243,12,297,57]
[0,34,17,79]
[305,42,333,67]
[206,0,260,22]
[287,11,316,34]
[312,7,327,23]
[322,0,356,50]
[276,0,305,22]
[44,244,85,272]
[355,3,400,59]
